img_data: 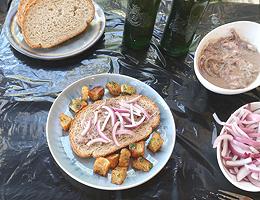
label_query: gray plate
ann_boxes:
[46,73,176,190]
[5,2,105,60]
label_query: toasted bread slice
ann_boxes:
[22,0,95,48]
[69,95,160,158]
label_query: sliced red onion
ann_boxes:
[125,115,146,128]
[120,102,142,115]
[121,113,130,117]
[122,116,132,124]
[116,129,134,136]
[232,122,250,138]
[234,167,239,173]
[130,104,135,125]
[102,106,116,126]
[248,175,260,187]
[229,142,251,158]
[81,120,91,136]
[232,140,250,151]
[250,146,260,154]
[87,138,109,146]
[213,113,229,126]
[232,155,238,161]
[112,121,120,146]
[221,139,228,157]
[115,112,124,129]
[213,134,233,148]
[101,113,111,131]
[93,111,99,126]
[134,103,150,119]
[237,166,250,181]
[245,164,260,172]
[235,137,260,148]
[251,172,259,180]
[224,126,239,137]
[125,95,142,103]
[238,126,255,133]
[246,113,260,121]
[226,157,252,167]
[248,133,260,138]
[97,120,111,142]
[113,108,130,113]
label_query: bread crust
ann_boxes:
[21,0,95,48]
[69,95,161,158]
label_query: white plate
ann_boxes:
[5,2,105,60]
[46,73,176,190]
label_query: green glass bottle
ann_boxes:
[160,0,209,57]
[122,0,161,50]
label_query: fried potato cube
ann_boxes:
[106,81,121,96]
[93,157,110,176]
[129,141,145,158]
[89,86,104,101]
[148,132,164,153]
[59,113,73,131]
[106,153,119,169]
[121,84,136,95]
[69,98,88,113]
[132,157,153,172]
[81,86,89,101]
[118,148,131,167]
[111,167,127,185]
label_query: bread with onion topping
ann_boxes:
[69,95,160,158]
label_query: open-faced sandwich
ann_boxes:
[59,81,164,185]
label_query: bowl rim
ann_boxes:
[194,21,260,95]
[46,73,176,190]
[216,102,260,192]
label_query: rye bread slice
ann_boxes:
[69,95,160,158]
[22,0,95,48]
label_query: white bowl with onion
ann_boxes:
[194,21,260,95]
[214,102,260,192]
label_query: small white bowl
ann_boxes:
[217,102,260,192]
[194,21,260,95]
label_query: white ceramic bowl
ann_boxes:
[194,21,260,95]
[217,102,260,192]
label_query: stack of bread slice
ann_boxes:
[16,0,95,48]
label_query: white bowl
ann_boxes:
[217,102,260,192]
[194,21,260,95]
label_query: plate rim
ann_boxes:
[4,2,106,60]
[46,73,176,190]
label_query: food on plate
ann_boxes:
[132,157,153,172]
[88,86,105,101]
[199,29,260,89]
[69,94,160,158]
[69,98,88,113]
[81,86,89,101]
[106,81,121,96]
[59,81,163,185]
[121,84,136,95]
[213,104,260,187]
[59,113,73,131]
[16,0,95,48]
[93,157,110,176]
[148,132,164,153]
[16,0,30,28]
[129,141,145,158]
[106,153,119,169]
[118,148,131,167]
[111,167,127,185]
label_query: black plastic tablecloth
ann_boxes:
[1,0,260,199]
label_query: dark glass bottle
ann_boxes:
[122,0,161,50]
[160,0,209,57]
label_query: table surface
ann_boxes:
[0,0,260,199]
